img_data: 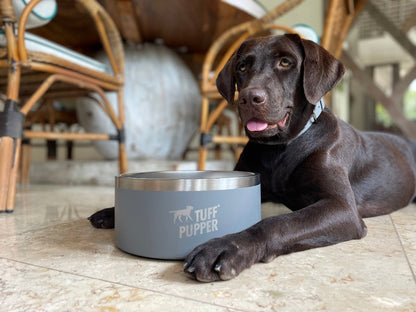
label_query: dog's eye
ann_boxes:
[279,58,291,67]
[238,64,247,72]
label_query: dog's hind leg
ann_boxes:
[409,140,416,203]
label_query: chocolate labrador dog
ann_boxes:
[89,34,416,282]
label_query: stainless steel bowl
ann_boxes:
[115,171,261,260]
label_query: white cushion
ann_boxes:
[0,31,110,73]
[13,0,57,29]
[222,0,266,19]
[292,24,320,44]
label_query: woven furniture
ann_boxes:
[0,0,127,212]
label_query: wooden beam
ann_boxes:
[321,0,367,58]
[391,64,416,102]
[100,0,142,44]
[401,9,416,33]
[116,0,142,43]
[341,50,416,140]
[365,1,416,60]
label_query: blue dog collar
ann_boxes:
[296,99,325,138]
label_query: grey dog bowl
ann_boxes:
[115,171,261,260]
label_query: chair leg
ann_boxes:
[234,145,244,163]
[66,141,74,160]
[215,124,223,160]
[0,100,25,211]
[6,138,21,212]
[47,140,57,160]
[198,96,211,171]
[0,137,14,212]
[118,141,128,174]
[19,140,31,184]
[198,145,208,171]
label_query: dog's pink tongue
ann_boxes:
[246,119,268,132]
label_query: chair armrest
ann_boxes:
[76,0,125,80]
[16,0,124,81]
[0,0,16,23]
[17,0,49,61]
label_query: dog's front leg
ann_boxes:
[88,207,115,229]
[184,200,367,282]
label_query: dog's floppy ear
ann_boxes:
[298,37,345,104]
[216,54,236,105]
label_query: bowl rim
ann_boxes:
[116,170,260,191]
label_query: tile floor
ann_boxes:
[1,184,415,311]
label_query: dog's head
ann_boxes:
[216,34,345,144]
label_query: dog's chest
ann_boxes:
[255,151,296,197]
[246,142,317,208]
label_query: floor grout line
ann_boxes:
[0,256,249,312]
[389,215,416,284]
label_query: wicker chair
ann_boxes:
[0,0,127,212]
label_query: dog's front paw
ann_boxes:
[183,233,259,282]
[88,207,115,229]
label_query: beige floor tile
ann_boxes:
[0,258,234,312]
[0,185,114,237]
[391,204,416,276]
[1,185,415,311]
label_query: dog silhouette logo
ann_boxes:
[170,206,194,224]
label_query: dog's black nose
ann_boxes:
[240,88,267,106]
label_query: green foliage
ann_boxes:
[376,88,416,127]
[375,103,393,127]
[404,89,416,120]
